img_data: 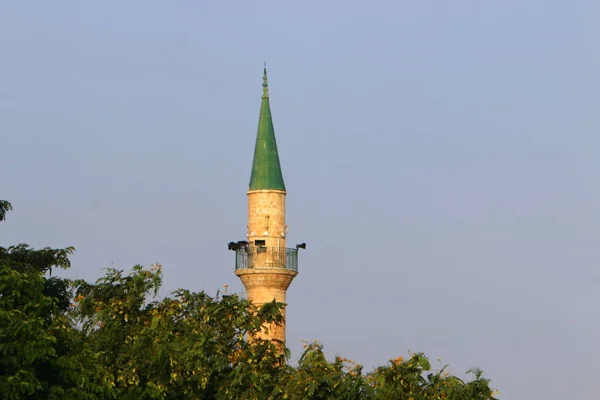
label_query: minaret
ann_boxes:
[229,67,303,345]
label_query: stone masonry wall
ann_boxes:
[247,190,286,249]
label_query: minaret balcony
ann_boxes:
[234,247,299,271]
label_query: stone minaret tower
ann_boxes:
[229,68,303,345]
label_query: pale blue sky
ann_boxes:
[1,1,598,398]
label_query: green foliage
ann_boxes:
[0,244,111,399]
[366,353,497,400]
[280,341,366,400]
[279,343,499,400]
[72,264,285,399]
[0,200,499,399]
[0,200,12,222]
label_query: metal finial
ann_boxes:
[262,64,269,99]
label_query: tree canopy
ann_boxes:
[0,200,499,399]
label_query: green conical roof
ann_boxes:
[249,68,286,191]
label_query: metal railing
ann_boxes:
[235,247,298,271]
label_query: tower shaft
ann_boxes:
[232,68,299,346]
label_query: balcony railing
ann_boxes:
[234,247,298,271]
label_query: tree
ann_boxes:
[0,244,112,399]
[0,200,12,222]
[0,202,111,399]
[73,264,287,399]
[280,341,366,400]
[1,199,499,399]
[366,353,497,400]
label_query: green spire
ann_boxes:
[249,67,286,191]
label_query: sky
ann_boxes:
[0,1,598,398]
